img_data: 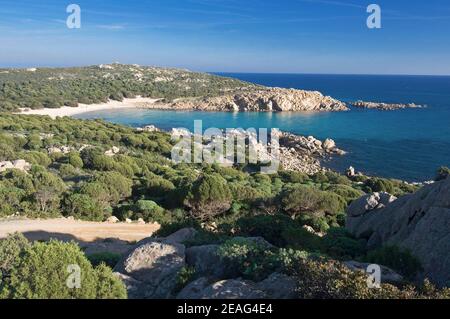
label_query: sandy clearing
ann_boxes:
[0,218,160,243]
[16,97,161,119]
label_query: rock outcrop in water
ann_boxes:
[350,100,425,110]
[276,132,346,174]
[140,88,349,112]
[346,177,450,287]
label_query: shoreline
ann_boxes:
[16,97,161,119]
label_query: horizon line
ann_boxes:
[1,63,450,77]
[211,71,450,77]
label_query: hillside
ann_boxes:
[0,64,255,112]
[0,64,346,113]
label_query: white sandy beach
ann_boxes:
[17,97,161,119]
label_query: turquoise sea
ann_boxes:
[75,74,450,182]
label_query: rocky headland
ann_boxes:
[138,88,349,112]
[350,100,425,110]
[276,131,345,174]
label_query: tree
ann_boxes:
[94,172,133,204]
[143,172,175,197]
[133,200,167,223]
[63,193,106,221]
[0,185,25,217]
[34,187,60,214]
[79,182,111,209]
[185,173,232,220]
[281,185,345,219]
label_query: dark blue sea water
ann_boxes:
[75,74,450,182]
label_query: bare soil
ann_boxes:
[0,218,161,255]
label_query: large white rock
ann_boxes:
[176,273,297,299]
[114,240,185,298]
[177,278,267,299]
[346,177,450,287]
[323,138,336,150]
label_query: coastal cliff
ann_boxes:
[141,88,348,112]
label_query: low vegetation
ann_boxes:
[0,114,446,299]
[0,234,126,299]
[0,64,255,112]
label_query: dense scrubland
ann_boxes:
[1,114,449,299]
[0,64,254,112]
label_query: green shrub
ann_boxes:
[324,184,364,203]
[217,237,277,281]
[287,257,450,299]
[22,151,52,167]
[365,178,395,194]
[94,172,133,204]
[325,171,351,185]
[2,240,126,299]
[92,263,128,299]
[281,185,345,219]
[311,172,329,184]
[278,171,310,184]
[87,252,121,268]
[174,266,196,292]
[153,219,202,237]
[0,186,26,217]
[185,174,232,220]
[233,214,295,247]
[133,200,168,223]
[64,193,107,221]
[365,246,423,280]
[322,228,366,260]
[296,214,330,233]
[67,152,84,169]
[59,163,77,177]
[281,226,323,252]
[25,134,42,150]
[435,166,450,181]
[183,229,230,247]
[143,172,176,197]
[0,233,31,287]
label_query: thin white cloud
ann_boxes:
[297,0,365,9]
[96,24,126,30]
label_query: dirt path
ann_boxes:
[0,218,160,243]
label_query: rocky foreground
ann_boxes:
[350,100,425,110]
[114,229,299,299]
[137,88,349,112]
[346,176,450,287]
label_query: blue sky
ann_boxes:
[0,0,449,74]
